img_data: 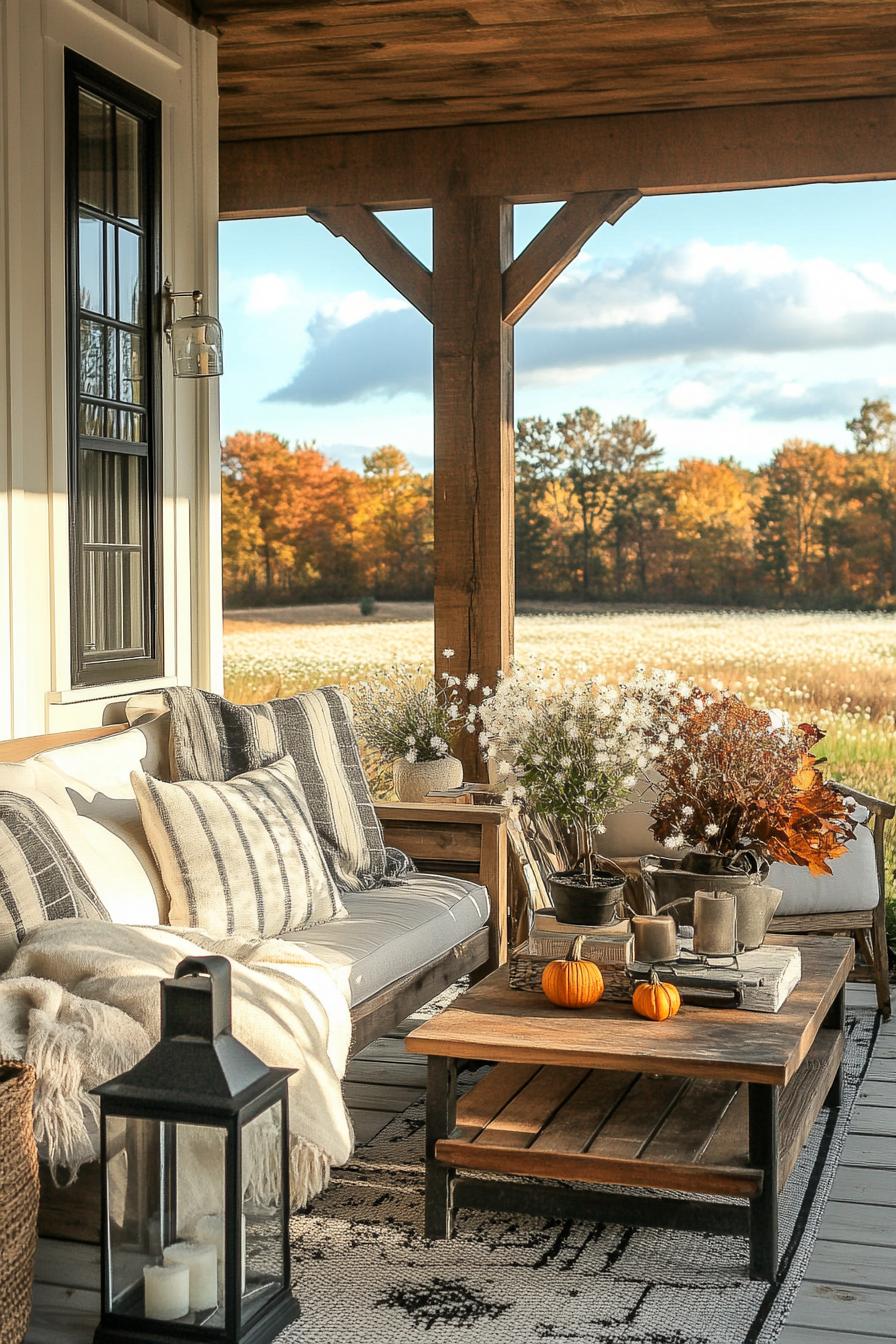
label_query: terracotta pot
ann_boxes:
[392,754,463,802]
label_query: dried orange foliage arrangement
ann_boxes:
[650,692,855,875]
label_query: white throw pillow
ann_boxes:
[131,756,345,939]
[0,771,112,970]
[0,756,165,971]
[33,723,170,921]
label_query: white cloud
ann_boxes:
[243,272,305,316]
[268,239,896,405]
[666,379,718,412]
[319,290,408,328]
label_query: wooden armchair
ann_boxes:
[769,783,894,1018]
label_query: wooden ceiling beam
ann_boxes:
[307,205,433,319]
[502,189,640,325]
[220,96,896,219]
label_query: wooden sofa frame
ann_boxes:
[0,725,509,1242]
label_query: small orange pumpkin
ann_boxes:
[632,967,681,1021]
[541,935,604,1009]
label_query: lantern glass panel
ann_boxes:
[103,1113,229,1329]
[241,1102,286,1328]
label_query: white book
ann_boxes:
[630,944,802,1013]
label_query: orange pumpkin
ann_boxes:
[632,967,681,1021]
[541,935,604,1008]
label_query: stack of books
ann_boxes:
[628,943,802,1012]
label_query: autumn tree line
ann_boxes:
[222,397,896,609]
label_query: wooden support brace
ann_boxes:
[308,204,433,320]
[502,188,640,325]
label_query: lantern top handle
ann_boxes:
[165,954,233,1042]
[174,954,232,998]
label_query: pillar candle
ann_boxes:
[163,1241,218,1312]
[143,1263,190,1321]
[193,1212,247,1293]
[632,914,678,963]
[693,890,737,956]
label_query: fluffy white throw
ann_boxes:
[0,920,354,1209]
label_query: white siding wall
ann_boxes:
[0,0,221,738]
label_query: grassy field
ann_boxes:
[224,602,896,936]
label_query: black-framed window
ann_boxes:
[65,53,162,687]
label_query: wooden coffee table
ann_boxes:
[405,935,853,1280]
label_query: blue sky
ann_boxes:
[219,183,896,474]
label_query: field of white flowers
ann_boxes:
[225,603,896,927]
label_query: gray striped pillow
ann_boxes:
[0,792,110,968]
[164,686,408,892]
[131,756,345,938]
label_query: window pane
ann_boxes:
[241,1105,285,1328]
[119,409,146,444]
[119,331,144,404]
[78,214,104,314]
[106,226,118,319]
[105,326,118,400]
[79,320,106,397]
[116,110,142,225]
[79,450,144,544]
[80,547,145,656]
[78,91,110,212]
[79,401,106,438]
[118,228,142,324]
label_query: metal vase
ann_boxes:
[734,885,783,951]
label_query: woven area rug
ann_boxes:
[283,1007,877,1344]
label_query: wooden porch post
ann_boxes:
[432,196,514,779]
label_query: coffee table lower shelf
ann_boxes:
[425,1027,843,1281]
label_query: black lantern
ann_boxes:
[92,955,298,1344]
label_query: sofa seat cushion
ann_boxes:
[772,817,879,917]
[281,874,489,1007]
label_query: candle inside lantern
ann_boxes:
[693,890,737,956]
[143,1263,190,1321]
[193,1212,247,1293]
[163,1241,218,1312]
[632,914,678,963]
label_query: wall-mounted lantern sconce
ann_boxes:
[163,277,223,378]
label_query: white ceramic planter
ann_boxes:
[392,755,464,802]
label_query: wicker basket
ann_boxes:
[0,1060,39,1344]
[509,943,631,1000]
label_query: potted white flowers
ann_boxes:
[350,653,479,802]
[478,666,674,924]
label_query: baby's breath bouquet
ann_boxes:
[349,653,480,800]
[479,665,677,883]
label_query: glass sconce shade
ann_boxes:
[170,312,223,379]
[164,278,223,379]
[92,955,297,1344]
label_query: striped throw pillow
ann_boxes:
[0,792,110,968]
[131,756,345,938]
[164,686,408,892]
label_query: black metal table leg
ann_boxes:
[823,985,846,1109]
[425,1055,457,1239]
[748,1082,780,1281]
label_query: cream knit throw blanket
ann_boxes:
[0,920,354,1210]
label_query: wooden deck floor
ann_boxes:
[26,982,895,1344]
